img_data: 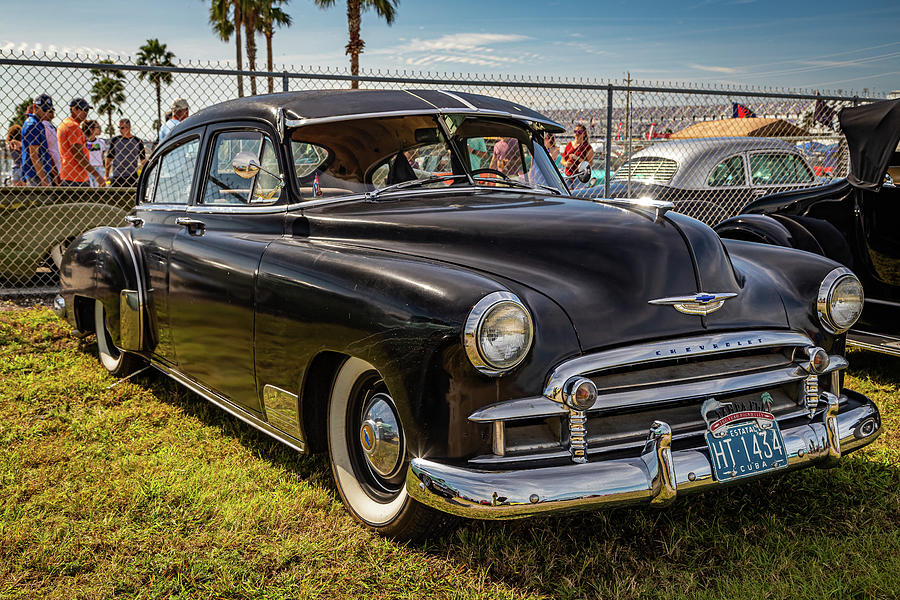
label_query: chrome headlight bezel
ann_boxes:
[816,267,864,334]
[464,291,534,376]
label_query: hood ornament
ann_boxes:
[649,292,738,315]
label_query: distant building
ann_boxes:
[888,90,900,100]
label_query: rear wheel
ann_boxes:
[327,357,447,541]
[94,300,143,375]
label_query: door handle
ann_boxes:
[124,215,143,228]
[175,217,206,236]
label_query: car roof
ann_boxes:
[627,137,804,188]
[177,89,565,133]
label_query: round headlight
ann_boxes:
[464,292,534,375]
[817,267,864,334]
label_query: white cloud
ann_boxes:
[371,32,538,69]
[1,40,125,58]
[689,63,738,74]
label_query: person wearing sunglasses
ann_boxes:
[562,123,594,177]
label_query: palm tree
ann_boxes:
[258,0,292,93]
[90,61,127,137]
[313,0,398,89]
[242,1,261,95]
[135,39,175,134]
[209,0,244,97]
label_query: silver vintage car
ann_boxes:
[596,138,823,224]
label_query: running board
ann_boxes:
[847,330,900,357]
[152,361,307,453]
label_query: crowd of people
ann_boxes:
[3,93,191,188]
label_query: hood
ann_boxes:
[304,191,789,351]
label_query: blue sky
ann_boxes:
[1,0,898,94]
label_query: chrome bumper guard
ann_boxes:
[406,389,880,520]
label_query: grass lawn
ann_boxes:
[1,305,898,599]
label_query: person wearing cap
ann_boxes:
[158,98,189,143]
[20,94,55,186]
[58,98,104,187]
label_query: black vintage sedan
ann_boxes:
[716,98,900,357]
[54,90,881,541]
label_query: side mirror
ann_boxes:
[233,152,261,179]
[576,161,591,184]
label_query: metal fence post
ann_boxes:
[604,83,613,198]
[283,71,289,93]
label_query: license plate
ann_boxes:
[705,414,787,482]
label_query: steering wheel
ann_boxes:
[470,168,511,180]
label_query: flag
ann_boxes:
[814,99,837,127]
[732,103,756,118]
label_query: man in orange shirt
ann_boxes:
[58,98,104,187]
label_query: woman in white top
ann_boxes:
[82,120,107,187]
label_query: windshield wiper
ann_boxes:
[365,174,469,200]
[471,175,562,195]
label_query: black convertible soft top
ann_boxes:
[840,98,900,191]
[179,89,565,134]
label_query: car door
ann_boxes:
[166,125,288,413]
[859,184,900,333]
[129,132,204,365]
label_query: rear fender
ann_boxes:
[714,213,796,247]
[59,226,148,352]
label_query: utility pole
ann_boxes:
[625,71,632,198]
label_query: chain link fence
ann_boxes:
[0,50,883,294]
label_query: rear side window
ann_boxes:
[613,157,678,183]
[152,138,200,204]
[707,155,746,187]
[749,153,814,185]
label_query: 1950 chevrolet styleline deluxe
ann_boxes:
[54,90,881,540]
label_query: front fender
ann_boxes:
[253,238,581,460]
[59,225,148,351]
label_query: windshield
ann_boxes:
[288,114,566,199]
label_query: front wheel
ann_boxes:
[94,300,143,375]
[327,357,448,541]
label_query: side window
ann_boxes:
[707,155,745,187]
[749,153,814,185]
[154,138,200,204]
[141,161,159,203]
[202,131,283,205]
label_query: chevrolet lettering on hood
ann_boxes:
[653,334,767,357]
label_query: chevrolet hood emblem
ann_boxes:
[648,292,738,315]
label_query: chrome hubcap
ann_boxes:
[358,393,403,478]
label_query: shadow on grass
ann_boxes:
[104,340,899,598]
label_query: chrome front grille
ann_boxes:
[468,330,847,467]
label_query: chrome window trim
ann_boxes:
[463,291,534,377]
[544,330,813,404]
[285,108,562,131]
[187,204,288,215]
[817,267,864,334]
[281,184,559,211]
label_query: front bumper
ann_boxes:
[406,389,881,520]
